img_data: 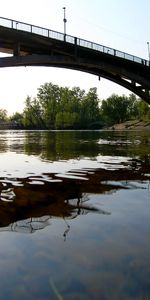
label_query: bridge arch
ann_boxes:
[0,16,150,104]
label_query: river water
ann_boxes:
[0,130,149,300]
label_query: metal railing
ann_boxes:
[0,16,148,66]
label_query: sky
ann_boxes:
[0,0,150,115]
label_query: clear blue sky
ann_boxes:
[0,0,150,114]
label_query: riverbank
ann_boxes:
[108,120,150,130]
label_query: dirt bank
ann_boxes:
[108,120,150,131]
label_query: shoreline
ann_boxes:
[107,120,150,131]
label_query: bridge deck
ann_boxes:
[0,16,148,66]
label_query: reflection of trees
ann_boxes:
[0,130,149,161]
[24,130,102,161]
[22,130,150,162]
[0,131,10,153]
[0,158,149,235]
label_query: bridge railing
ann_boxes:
[0,16,149,66]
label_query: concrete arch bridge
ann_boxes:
[0,17,150,104]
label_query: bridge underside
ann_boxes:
[0,54,150,104]
[0,25,150,104]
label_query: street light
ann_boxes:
[63,7,67,41]
[147,41,150,62]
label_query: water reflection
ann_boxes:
[0,158,149,235]
[0,130,150,160]
[0,130,149,300]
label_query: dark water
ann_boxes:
[0,130,149,300]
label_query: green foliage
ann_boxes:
[37,83,60,128]
[10,112,24,127]
[81,88,100,128]
[134,99,150,120]
[100,94,131,124]
[23,96,44,128]
[22,83,101,129]
[56,112,80,129]
[100,93,150,125]
[5,82,150,129]
[0,109,8,121]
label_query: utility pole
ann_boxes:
[63,7,67,41]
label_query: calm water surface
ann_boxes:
[0,130,150,300]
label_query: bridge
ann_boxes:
[0,16,150,104]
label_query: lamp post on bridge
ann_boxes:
[63,7,67,41]
[147,42,150,64]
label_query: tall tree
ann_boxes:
[23,96,44,128]
[100,94,131,124]
[0,109,8,121]
[81,87,100,128]
[37,83,60,128]
[135,99,150,120]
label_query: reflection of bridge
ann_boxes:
[0,17,150,104]
[0,216,51,234]
[0,159,148,234]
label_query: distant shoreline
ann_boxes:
[0,119,149,131]
[107,120,150,131]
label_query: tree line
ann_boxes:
[0,82,150,129]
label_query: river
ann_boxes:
[0,130,149,300]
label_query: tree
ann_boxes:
[135,99,150,120]
[10,112,24,128]
[0,109,8,122]
[80,87,100,128]
[100,94,131,125]
[37,83,60,128]
[56,111,80,129]
[23,96,44,128]
[56,86,85,128]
